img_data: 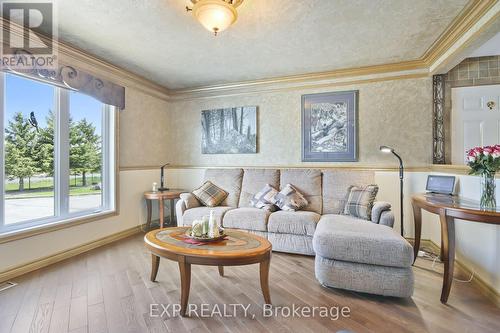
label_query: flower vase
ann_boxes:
[480,173,496,210]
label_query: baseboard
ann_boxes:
[0,224,144,284]
[411,238,500,307]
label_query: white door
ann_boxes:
[452,85,500,164]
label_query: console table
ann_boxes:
[411,193,500,304]
[144,190,184,228]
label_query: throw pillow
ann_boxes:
[250,184,279,211]
[192,181,228,207]
[272,184,308,211]
[343,185,379,220]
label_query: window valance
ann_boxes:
[2,61,125,109]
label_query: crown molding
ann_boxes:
[168,0,499,100]
[57,43,171,102]
[168,72,430,101]
[168,60,428,97]
[421,0,498,66]
[0,17,170,102]
[430,1,500,73]
[1,0,497,102]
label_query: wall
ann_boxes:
[167,77,433,167]
[0,86,170,272]
[0,169,155,270]
[120,88,171,168]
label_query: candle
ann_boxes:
[202,215,209,235]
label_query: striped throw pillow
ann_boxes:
[192,181,228,207]
[250,184,279,211]
[272,184,308,211]
[343,185,379,220]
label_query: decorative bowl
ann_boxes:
[184,227,226,242]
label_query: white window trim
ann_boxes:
[0,73,4,227]
[0,72,116,235]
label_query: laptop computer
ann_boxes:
[426,175,456,195]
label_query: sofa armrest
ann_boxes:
[175,199,187,226]
[176,193,201,227]
[180,192,201,209]
[371,201,392,224]
[378,210,395,228]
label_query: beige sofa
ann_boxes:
[175,168,414,297]
[176,168,395,255]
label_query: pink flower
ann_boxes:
[467,155,476,162]
[474,147,483,156]
[484,147,493,155]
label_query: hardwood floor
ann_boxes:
[1,233,499,333]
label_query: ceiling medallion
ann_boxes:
[186,0,243,36]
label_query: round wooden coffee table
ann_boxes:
[144,227,272,316]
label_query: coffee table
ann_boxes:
[144,227,272,316]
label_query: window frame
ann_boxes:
[0,72,117,237]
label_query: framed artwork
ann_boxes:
[302,90,358,162]
[201,106,257,154]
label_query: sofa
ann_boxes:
[175,168,414,297]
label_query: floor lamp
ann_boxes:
[380,146,404,237]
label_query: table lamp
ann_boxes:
[158,163,170,192]
[380,145,404,237]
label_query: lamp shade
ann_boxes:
[193,0,238,34]
[380,145,394,153]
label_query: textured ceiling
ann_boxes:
[53,0,469,89]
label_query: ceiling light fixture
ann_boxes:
[186,0,243,36]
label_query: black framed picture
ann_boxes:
[201,106,257,154]
[302,90,358,162]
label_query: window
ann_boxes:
[0,73,116,234]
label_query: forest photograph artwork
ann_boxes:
[201,106,257,154]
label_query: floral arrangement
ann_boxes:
[466,145,500,176]
[466,145,500,209]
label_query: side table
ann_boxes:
[412,193,500,303]
[144,190,185,228]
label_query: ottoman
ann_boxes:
[312,215,414,297]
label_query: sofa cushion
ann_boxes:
[222,208,271,232]
[204,169,243,207]
[192,181,228,207]
[313,214,413,268]
[268,211,320,236]
[181,206,233,226]
[268,232,315,256]
[249,184,279,211]
[239,169,280,207]
[272,184,308,211]
[322,170,375,214]
[343,185,379,220]
[279,169,322,214]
